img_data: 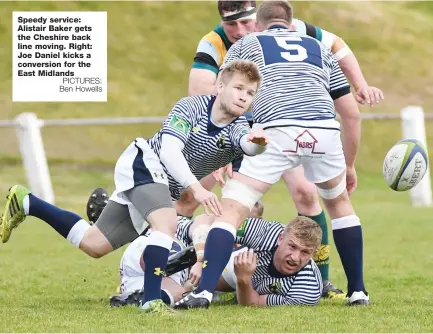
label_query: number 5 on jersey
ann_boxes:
[257,35,323,68]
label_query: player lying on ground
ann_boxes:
[175,1,369,310]
[0,60,268,314]
[109,201,264,307]
[180,0,383,296]
[89,193,342,301]
[111,209,324,307]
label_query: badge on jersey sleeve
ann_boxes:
[237,218,248,238]
[169,115,191,136]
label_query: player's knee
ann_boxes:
[176,190,199,217]
[317,177,356,218]
[147,207,178,236]
[291,184,318,210]
[80,244,108,258]
[222,178,263,211]
[79,226,112,258]
[316,175,346,201]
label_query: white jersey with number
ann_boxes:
[222,27,350,125]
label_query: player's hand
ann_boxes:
[189,183,223,216]
[247,128,268,147]
[212,163,233,187]
[346,165,358,195]
[234,249,257,279]
[189,261,203,286]
[355,86,384,107]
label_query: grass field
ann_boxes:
[0,164,432,332]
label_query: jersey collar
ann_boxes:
[268,24,289,30]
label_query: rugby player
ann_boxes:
[175,1,369,310]
[112,206,324,307]
[1,60,267,314]
[182,0,383,298]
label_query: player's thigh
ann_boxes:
[219,246,249,290]
[282,165,318,194]
[94,200,140,251]
[125,184,177,236]
[298,126,346,184]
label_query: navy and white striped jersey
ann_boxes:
[147,95,249,200]
[235,217,323,306]
[222,27,351,124]
[175,216,194,247]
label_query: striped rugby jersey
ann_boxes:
[222,27,351,124]
[236,217,323,306]
[147,95,250,200]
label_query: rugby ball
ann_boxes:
[383,139,428,191]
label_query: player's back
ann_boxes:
[230,27,348,124]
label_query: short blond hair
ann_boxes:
[220,60,261,87]
[256,1,293,26]
[284,216,322,249]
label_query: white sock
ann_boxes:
[146,230,173,250]
[331,215,361,230]
[66,219,91,247]
[210,221,237,238]
[23,195,30,215]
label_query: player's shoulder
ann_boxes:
[244,217,285,234]
[291,18,306,30]
[300,259,321,276]
[175,95,215,110]
[232,115,249,126]
[199,25,229,52]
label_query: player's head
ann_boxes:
[217,60,261,117]
[249,200,264,218]
[256,0,293,31]
[274,216,322,275]
[218,0,257,43]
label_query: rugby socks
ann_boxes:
[194,222,237,295]
[26,194,90,246]
[332,215,366,296]
[161,289,174,306]
[142,231,173,305]
[300,210,330,281]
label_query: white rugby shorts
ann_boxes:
[239,119,346,184]
[110,137,169,234]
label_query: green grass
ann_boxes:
[1,2,433,331]
[0,164,433,332]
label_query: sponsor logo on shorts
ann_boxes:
[283,130,325,156]
[153,172,165,180]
